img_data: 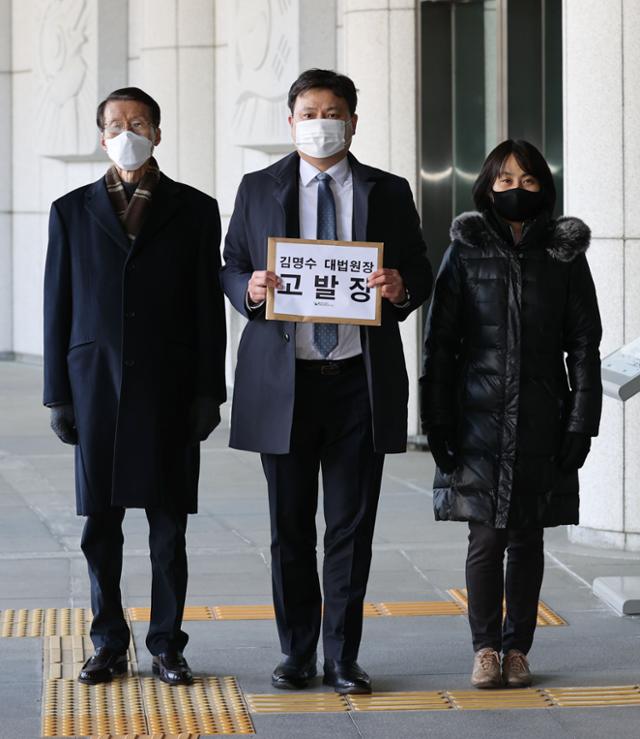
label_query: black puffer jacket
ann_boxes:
[421,210,602,529]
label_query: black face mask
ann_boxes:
[492,188,545,222]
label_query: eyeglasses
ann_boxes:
[103,120,153,137]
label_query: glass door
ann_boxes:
[420,0,562,278]
[418,0,562,439]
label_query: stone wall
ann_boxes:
[3,0,422,434]
[564,0,640,550]
[0,0,11,357]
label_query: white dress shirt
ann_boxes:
[295,156,362,360]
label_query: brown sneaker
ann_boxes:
[502,649,532,688]
[471,647,502,689]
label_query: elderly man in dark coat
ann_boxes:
[43,87,226,686]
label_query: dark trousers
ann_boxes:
[465,522,544,654]
[261,360,385,662]
[80,506,189,656]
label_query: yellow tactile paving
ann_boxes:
[1,607,93,637]
[447,589,567,626]
[1,598,560,632]
[43,635,138,681]
[446,688,554,710]
[15,601,637,734]
[39,623,254,736]
[363,603,384,617]
[211,605,276,621]
[544,685,640,707]
[245,692,349,713]
[42,677,147,737]
[4,601,466,632]
[88,735,198,738]
[247,685,640,715]
[1,607,43,637]
[42,677,254,736]
[536,600,568,627]
[347,691,452,711]
[378,601,465,617]
[127,600,464,623]
[141,676,254,735]
[128,606,216,622]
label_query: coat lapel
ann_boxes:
[266,151,383,241]
[349,153,380,242]
[267,152,300,339]
[84,178,131,253]
[270,152,300,239]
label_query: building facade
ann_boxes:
[0,0,637,549]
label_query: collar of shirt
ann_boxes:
[299,155,352,188]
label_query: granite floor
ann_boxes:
[0,360,639,738]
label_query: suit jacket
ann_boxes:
[43,173,226,514]
[221,151,432,454]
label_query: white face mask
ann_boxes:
[105,130,153,171]
[294,118,351,159]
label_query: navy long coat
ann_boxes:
[43,173,226,514]
[221,152,433,455]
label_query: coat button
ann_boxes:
[124,359,135,367]
[283,332,290,342]
[127,263,136,272]
[125,311,136,318]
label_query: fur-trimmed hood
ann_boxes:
[450,211,591,263]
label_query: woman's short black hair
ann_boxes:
[287,69,358,116]
[96,87,161,130]
[472,139,556,213]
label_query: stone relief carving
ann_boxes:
[34,0,127,159]
[232,0,297,151]
[35,0,96,156]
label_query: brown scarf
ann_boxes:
[105,157,161,244]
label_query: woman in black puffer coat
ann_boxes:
[421,140,602,690]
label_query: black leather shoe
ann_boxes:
[271,653,317,690]
[323,659,372,694]
[78,647,128,684]
[152,651,194,685]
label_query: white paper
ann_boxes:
[271,241,380,322]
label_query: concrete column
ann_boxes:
[11,0,42,358]
[137,1,217,189]
[621,0,640,549]
[342,0,421,437]
[220,0,338,382]
[564,0,640,550]
[177,0,216,196]
[139,0,180,179]
[8,0,127,359]
[0,0,12,356]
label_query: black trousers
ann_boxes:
[80,507,189,656]
[261,359,385,662]
[465,522,544,654]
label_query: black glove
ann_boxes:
[189,397,221,444]
[557,432,591,473]
[50,404,78,445]
[427,425,457,474]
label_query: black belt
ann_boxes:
[296,354,363,376]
